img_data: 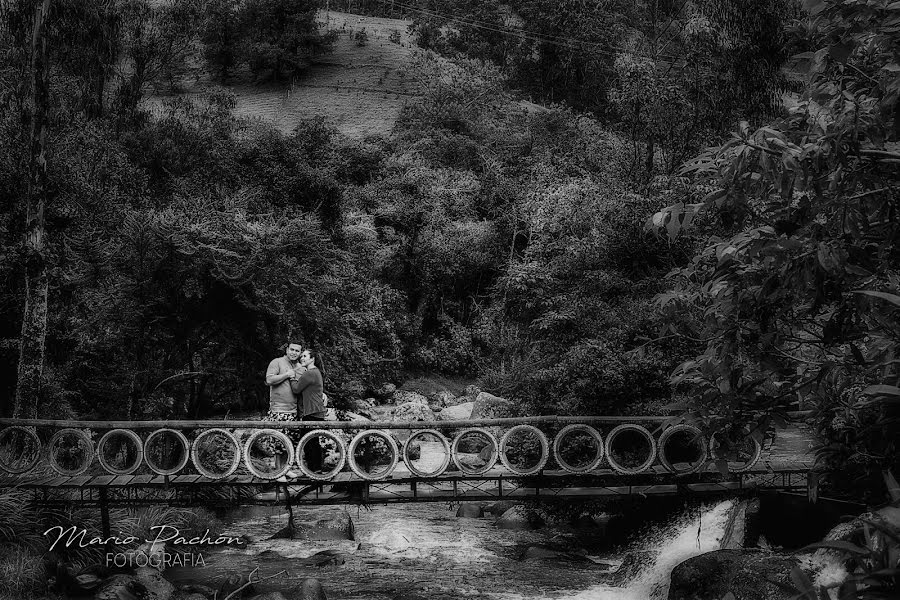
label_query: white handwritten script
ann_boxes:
[43,525,242,551]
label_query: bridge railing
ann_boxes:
[0,416,763,483]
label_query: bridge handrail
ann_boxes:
[0,415,672,430]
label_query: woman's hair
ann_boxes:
[304,348,326,373]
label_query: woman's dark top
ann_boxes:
[290,368,326,417]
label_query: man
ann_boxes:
[264,341,303,478]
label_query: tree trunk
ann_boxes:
[14,0,53,420]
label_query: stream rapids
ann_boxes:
[165,499,736,600]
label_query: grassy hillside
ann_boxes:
[147,10,421,138]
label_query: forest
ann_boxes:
[1,0,898,510]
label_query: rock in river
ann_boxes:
[456,503,484,518]
[497,506,544,530]
[284,578,328,600]
[133,567,177,600]
[271,507,355,541]
[667,549,797,600]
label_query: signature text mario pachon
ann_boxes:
[44,525,241,551]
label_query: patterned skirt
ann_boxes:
[262,410,302,443]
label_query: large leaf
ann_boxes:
[885,469,900,503]
[862,385,900,398]
[796,540,870,556]
[854,290,900,307]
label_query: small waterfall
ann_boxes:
[562,499,735,600]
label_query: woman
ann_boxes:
[290,348,327,472]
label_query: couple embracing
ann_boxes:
[264,341,326,476]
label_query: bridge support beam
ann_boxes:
[99,488,110,539]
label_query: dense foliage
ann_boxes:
[649,0,900,500]
[405,0,798,180]
[1,0,688,420]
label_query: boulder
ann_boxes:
[367,404,394,421]
[284,578,328,600]
[464,385,481,398]
[73,573,102,594]
[497,506,544,530]
[392,390,429,406]
[438,401,474,421]
[484,501,517,516]
[392,401,435,422]
[376,383,397,400]
[133,567,177,600]
[667,549,797,600]
[216,572,254,600]
[271,508,355,541]
[348,398,376,414]
[429,391,456,408]
[305,550,346,567]
[95,575,141,600]
[471,392,513,419]
[456,503,484,518]
[455,453,487,470]
[324,408,371,422]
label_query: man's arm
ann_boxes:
[265,359,294,386]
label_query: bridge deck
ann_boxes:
[0,459,814,506]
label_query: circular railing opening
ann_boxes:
[0,426,42,475]
[48,428,94,476]
[244,429,294,480]
[297,429,347,480]
[144,429,190,476]
[499,425,549,475]
[553,424,604,473]
[709,433,762,473]
[451,427,498,475]
[403,429,451,478]
[605,424,657,474]
[191,429,241,479]
[658,425,707,474]
[348,430,398,480]
[97,429,144,475]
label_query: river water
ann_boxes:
[166,499,735,600]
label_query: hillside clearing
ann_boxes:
[146,10,421,139]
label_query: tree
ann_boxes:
[201,0,241,82]
[239,0,334,82]
[13,0,52,420]
[649,0,900,500]
[115,0,200,115]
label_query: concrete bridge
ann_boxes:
[0,416,816,535]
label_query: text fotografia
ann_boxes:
[44,525,243,551]
[106,551,207,569]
